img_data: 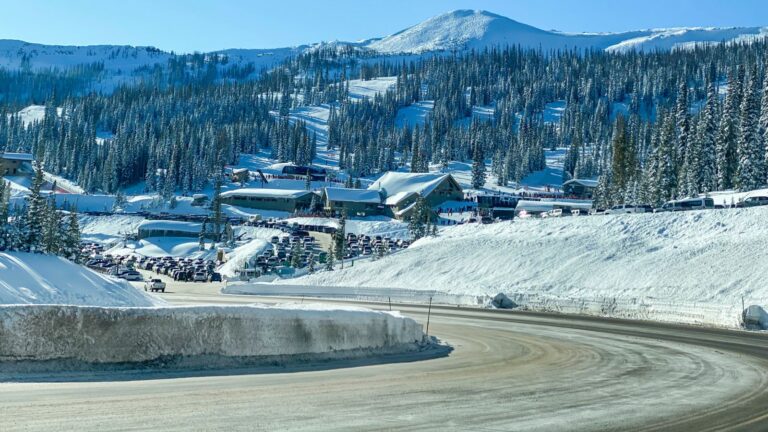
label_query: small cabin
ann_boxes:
[1,152,34,176]
[231,168,250,184]
[563,179,598,199]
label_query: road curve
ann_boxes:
[2,283,768,431]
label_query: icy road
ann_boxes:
[2,281,768,431]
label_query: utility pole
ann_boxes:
[426,296,433,338]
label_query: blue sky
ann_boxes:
[1,0,766,53]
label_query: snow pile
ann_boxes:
[109,237,210,258]
[292,207,768,328]
[0,252,160,307]
[0,304,424,366]
[218,239,272,278]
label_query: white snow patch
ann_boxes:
[0,252,161,307]
[290,207,768,328]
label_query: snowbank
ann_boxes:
[0,304,424,366]
[290,207,768,328]
[218,239,272,278]
[0,252,160,307]
[109,237,210,258]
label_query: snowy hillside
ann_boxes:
[0,39,171,71]
[365,10,767,54]
[0,252,161,307]
[1,10,764,80]
[292,207,768,328]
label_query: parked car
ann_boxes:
[121,271,143,281]
[145,279,166,293]
[605,204,653,214]
[655,197,715,212]
[738,195,768,208]
[208,272,222,282]
[193,272,208,282]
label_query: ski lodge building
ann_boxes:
[563,178,598,199]
[368,172,464,219]
[137,220,220,240]
[219,188,315,212]
[321,187,383,217]
[0,152,34,176]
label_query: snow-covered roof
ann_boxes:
[324,187,382,204]
[232,168,249,174]
[1,152,34,162]
[138,220,204,233]
[369,172,456,198]
[220,188,312,199]
[563,178,599,188]
[384,191,418,206]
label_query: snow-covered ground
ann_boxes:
[395,101,434,128]
[0,252,161,307]
[285,206,768,328]
[347,76,397,101]
[79,215,145,245]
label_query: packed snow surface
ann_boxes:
[293,207,768,328]
[0,252,160,307]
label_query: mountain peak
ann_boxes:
[366,9,548,54]
[365,10,767,54]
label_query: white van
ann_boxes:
[655,197,715,212]
[606,204,654,214]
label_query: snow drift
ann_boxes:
[0,252,160,307]
[0,304,424,367]
[292,207,768,328]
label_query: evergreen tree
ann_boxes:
[210,172,223,248]
[471,144,486,189]
[42,196,62,255]
[697,82,719,193]
[325,244,335,271]
[408,196,430,240]
[290,241,303,268]
[716,72,741,189]
[760,67,768,183]
[333,211,346,268]
[736,66,765,190]
[24,163,46,252]
[199,221,207,251]
[62,209,81,262]
[307,252,316,273]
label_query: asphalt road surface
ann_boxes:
[2,278,768,431]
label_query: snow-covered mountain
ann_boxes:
[365,10,768,54]
[0,10,765,76]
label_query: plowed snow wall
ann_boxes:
[0,305,423,363]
